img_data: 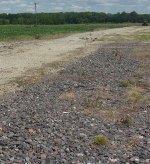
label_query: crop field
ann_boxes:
[0,23,130,40]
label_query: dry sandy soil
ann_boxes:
[0,26,149,95]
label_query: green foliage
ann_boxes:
[0,12,149,25]
[0,24,129,40]
[93,135,110,146]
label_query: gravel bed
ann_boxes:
[0,42,150,163]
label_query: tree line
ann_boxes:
[0,12,149,25]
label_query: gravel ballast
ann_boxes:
[0,42,150,163]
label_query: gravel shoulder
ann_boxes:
[0,26,149,95]
[0,41,149,163]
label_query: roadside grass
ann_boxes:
[98,110,121,122]
[10,61,65,87]
[134,49,150,60]
[93,135,110,146]
[119,115,133,126]
[0,23,130,41]
[126,135,143,150]
[58,92,76,101]
[127,86,144,103]
[133,47,150,89]
[134,32,150,41]
[84,95,103,109]
[118,80,130,87]
[83,86,111,109]
[97,34,135,42]
[97,31,150,43]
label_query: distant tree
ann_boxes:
[0,12,149,25]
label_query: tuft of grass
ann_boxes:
[102,111,120,122]
[118,80,130,87]
[84,95,103,109]
[93,135,110,146]
[126,135,143,150]
[34,34,41,39]
[119,115,133,126]
[127,86,144,104]
[58,92,76,101]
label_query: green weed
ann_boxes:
[93,135,110,146]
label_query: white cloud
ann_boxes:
[0,0,150,13]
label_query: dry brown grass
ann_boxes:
[121,107,137,113]
[119,115,133,126]
[100,110,121,122]
[84,95,102,108]
[134,50,150,60]
[82,109,122,123]
[126,135,143,150]
[58,92,76,101]
[127,86,144,103]
[99,110,133,125]
[82,86,111,110]
[94,85,112,98]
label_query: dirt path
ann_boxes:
[0,26,149,95]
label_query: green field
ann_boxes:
[0,23,130,40]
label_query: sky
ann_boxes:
[0,0,150,14]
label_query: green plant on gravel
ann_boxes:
[118,80,130,87]
[93,135,110,146]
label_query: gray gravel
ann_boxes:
[0,42,150,163]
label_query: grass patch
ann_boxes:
[134,32,150,41]
[84,95,103,108]
[83,87,111,109]
[101,111,120,122]
[118,80,130,87]
[14,76,36,87]
[127,86,144,104]
[126,135,143,150]
[11,61,65,88]
[119,115,133,126]
[93,135,110,146]
[133,48,150,60]
[0,23,130,41]
[59,92,76,101]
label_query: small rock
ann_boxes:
[130,157,140,162]
[63,112,69,114]
[10,157,15,161]
[65,148,70,153]
[79,133,87,139]
[25,157,30,162]
[61,159,67,163]
[109,158,119,163]
[77,153,84,157]
[41,154,46,160]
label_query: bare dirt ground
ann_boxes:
[0,26,149,95]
